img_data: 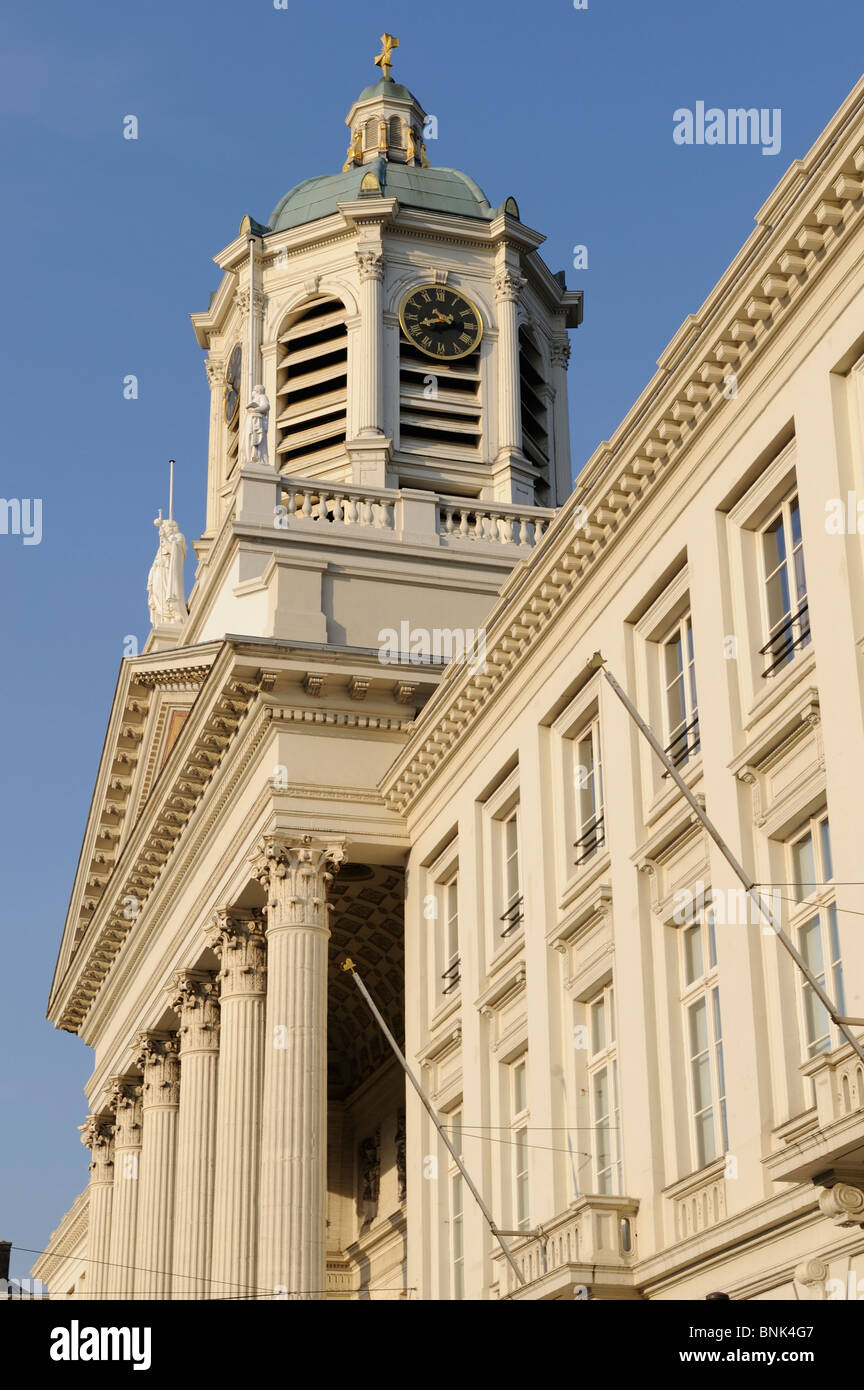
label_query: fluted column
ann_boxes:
[355,246,385,435]
[79,1114,114,1300]
[207,909,267,1299]
[105,1078,142,1299]
[495,265,526,458]
[134,1031,180,1299]
[254,835,344,1299]
[168,971,220,1298]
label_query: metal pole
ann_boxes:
[340,959,526,1286]
[590,653,864,1067]
[248,232,256,398]
[168,459,174,523]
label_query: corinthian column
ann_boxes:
[355,246,385,435]
[207,909,267,1299]
[79,1114,114,1300]
[105,1078,142,1299]
[168,971,220,1298]
[254,835,344,1299]
[494,265,526,460]
[134,1031,180,1299]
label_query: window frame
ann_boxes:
[585,983,622,1195]
[786,813,844,1060]
[758,489,810,678]
[679,907,728,1172]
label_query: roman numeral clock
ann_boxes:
[398,285,483,360]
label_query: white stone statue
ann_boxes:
[243,384,270,467]
[147,515,187,627]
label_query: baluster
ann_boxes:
[344,496,358,525]
[518,516,529,545]
[301,489,313,519]
[458,511,469,538]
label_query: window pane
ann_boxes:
[792,833,816,902]
[803,985,830,1054]
[695,1108,716,1168]
[691,1052,712,1112]
[765,566,791,628]
[513,1060,527,1114]
[683,924,703,985]
[708,917,717,969]
[820,820,833,882]
[590,998,606,1055]
[789,496,802,548]
[799,917,825,975]
[763,513,786,572]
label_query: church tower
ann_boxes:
[44,38,581,1305]
[174,35,582,656]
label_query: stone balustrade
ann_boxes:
[665,1158,727,1242]
[493,1194,638,1298]
[804,1039,864,1128]
[268,477,555,551]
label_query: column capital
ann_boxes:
[355,247,385,282]
[550,338,571,369]
[251,835,345,930]
[134,1031,181,1107]
[168,970,220,1053]
[206,907,267,995]
[79,1114,115,1184]
[494,269,526,304]
[106,1077,143,1146]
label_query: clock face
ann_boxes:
[224,344,242,425]
[399,284,483,360]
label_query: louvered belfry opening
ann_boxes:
[276,297,348,472]
[398,331,482,455]
[519,327,551,504]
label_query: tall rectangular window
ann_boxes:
[447,1109,464,1299]
[499,807,523,936]
[440,873,460,996]
[662,613,700,767]
[585,984,621,1194]
[511,1057,530,1230]
[680,911,728,1170]
[760,491,810,675]
[788,815,844,1057]
[573,719,605,865]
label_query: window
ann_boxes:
[760,491,810,676]
[680,911,728,1170]
[441,874,460,995]
[585,984,622,1194]
[662,613,700,768]
[573,719,605,865]
[499,807,523,936]
[519,328,551,505]
[510,1057,530,1231]
[276,297,348,472]
[447,1110,464,1299]
[788,816,844,1058]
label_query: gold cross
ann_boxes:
[374,33,399,81]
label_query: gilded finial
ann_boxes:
[374,32,399,81]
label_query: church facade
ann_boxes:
[35,47,864,1302]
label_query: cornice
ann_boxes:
[52,648,262,1032]
[380,89,864,817]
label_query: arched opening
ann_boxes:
[519,327,551,504]
[276,296,348,472]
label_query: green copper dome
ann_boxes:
[355,76,416,103]
[267,160,494,231]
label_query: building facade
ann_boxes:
[36,50,864,1302]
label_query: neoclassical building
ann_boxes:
[36,47,864,1302]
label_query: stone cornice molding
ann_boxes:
[380,93,864,816]
[52,648,262,1032]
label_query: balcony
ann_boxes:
[493,1195,640,1300]
[268,477,555,552]
[765,1038,864,1185]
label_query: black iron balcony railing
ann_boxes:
[760,601,811,677]
[500,895,524,938]
[574,813,605,866]
[662,714,701,776]
[441,958,461,994]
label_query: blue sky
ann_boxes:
[2,0,863,1284]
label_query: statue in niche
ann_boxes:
[242,384,270,468]
[395,1110,406,1203]
[147,515,187,627]
[358,1131,381,1227]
